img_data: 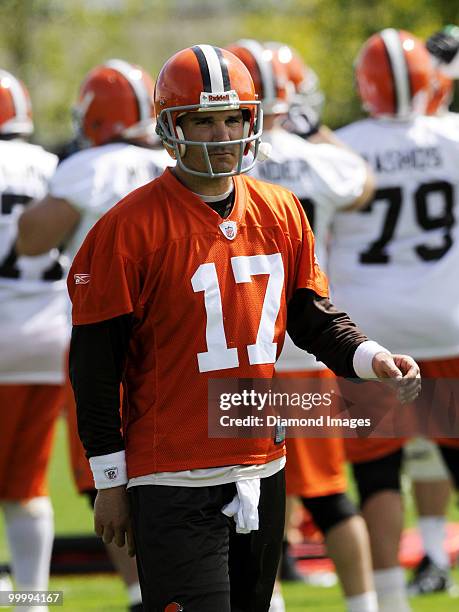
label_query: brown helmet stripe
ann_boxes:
[192,46,212,92]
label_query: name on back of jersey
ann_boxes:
[364,146,442,174]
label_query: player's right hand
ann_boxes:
[94,485,135,557]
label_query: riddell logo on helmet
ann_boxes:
[208,93,231,102]
[200,90,239,106]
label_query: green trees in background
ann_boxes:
[244,0,459,128]
[0,0,457,147]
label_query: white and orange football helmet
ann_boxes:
[73,59,155,146]
[226,39,290,116]
[154,44,262,177]
[355,29,434,119]
[0,69,33,136]
[269,42,324,119]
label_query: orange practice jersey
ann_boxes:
[69,168,328,477]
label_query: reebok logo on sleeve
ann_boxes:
[74,273,91,284]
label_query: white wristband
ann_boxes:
[353,340,391,379]
[89,450,128,489]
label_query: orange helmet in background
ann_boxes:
[0,69,33,136]
[355,29,434,118]
[226,39,289,115]
[268,42,325,119]
[154,44,262,177]
[73,59,155,146]
[427,69,453,115]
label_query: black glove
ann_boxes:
[426,28,459,65]
[282,104,321,140]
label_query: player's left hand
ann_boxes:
[426,27,459,78]
[372,352,421,404]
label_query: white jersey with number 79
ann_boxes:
[330,113,459,359]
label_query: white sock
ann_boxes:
[269,590,286,612]
[0,573,13,591]
[2,498,54,591]
[419,516,449,569]
[346,590,378,612]
[374,567,411,612]
[127,582,142,605]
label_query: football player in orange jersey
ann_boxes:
[66,45,419,611]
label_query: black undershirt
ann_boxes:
[203,190,235,218]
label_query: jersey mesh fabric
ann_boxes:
[69,169,329,476]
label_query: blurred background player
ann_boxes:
[16,59,172,612]
[272,42,325,141]
[274,41,354,151]
[227,39,378,612]
[0,69,68,612]
[403,36,456,596]
[329,28,459,611]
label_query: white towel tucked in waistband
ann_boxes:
[221,478,261,534]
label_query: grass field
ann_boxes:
[1,418,459,610]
